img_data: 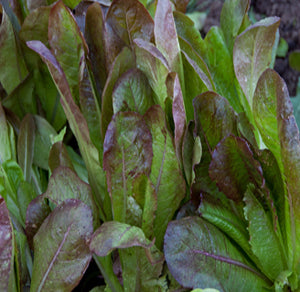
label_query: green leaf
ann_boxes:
[0,103,16,164]
[253,69,300,268]
[103,112,153,223]
[32,115,57,170]
[144,105,186,249]
[198,193,253,262]
[255,149,287,250]
[17,114,35,182]
[79,63,103,156]
[27,40,109,221]
[112,68,154,115]
[90,221,153,256]
[233,17,280,108]
[90,221,164,291]
[173,10,204,61]
[209,135,264,202]
[220,0,250,51]
[134,38,170,107]
[0,160,24,224]
[0,197,14,292]
[30,199,93,292]
[0,9,28,94]
[101,47,135,138]
[2,74,37,119]
[182,121,201,186]
[244,184,287,281]
[181,50,214,114]
[289,50,300,72]
[106,0,154,48]
[48,1,87,103]
[43,166,99,228]
[132,174,157,239]
[19,6,50,45]
[164,216,272,290]
[202,27,245,114]
[17,181,36,227]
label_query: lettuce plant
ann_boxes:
[0,0,299,291]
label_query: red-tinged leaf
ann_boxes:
[103,112,153,223]
[48,141,75,172]
[101,47,135,138]
[144,105,186,249]
[209,135,264,202]
[26,41,109,221]
[48,1,87,103]
[154,0,184,96]
[90,221,164,291]
[30,199,93,291]
[167,73,186,165]
[164,216,272,290]
[26,0,47,12]
[90,221,153,257]
[79,63,103,156]
[19,6,50,45]
[171,0,189,13]
[154,0,181,73]
[17,114,35,183]
[0,10,28,94]
[106,0,154,48]
[233,17,280,107]
[25,195,51,249]
[112,68,154,115]
[193,92,238,151]
[43,166,99,228]
[0,197,14,292]
[85,3,108,95]
[253,69,300,266]
[182,121,202,186]
[134,38,170,108]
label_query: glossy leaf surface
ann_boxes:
[43,167,99,227]
[234,17,280,107]
[244,184,286,281]
[26,40,109,221]
[253,69,300,267]
[103,112,152,223]
[144,106,185,249]
[134,38,170,107]
[30,199,93,292]
[164,216,271,290]
[112,68,154,115]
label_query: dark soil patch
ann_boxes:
[192,0,300,96]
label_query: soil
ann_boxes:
[192,0,300,96]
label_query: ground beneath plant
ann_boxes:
[195,0,300,96]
